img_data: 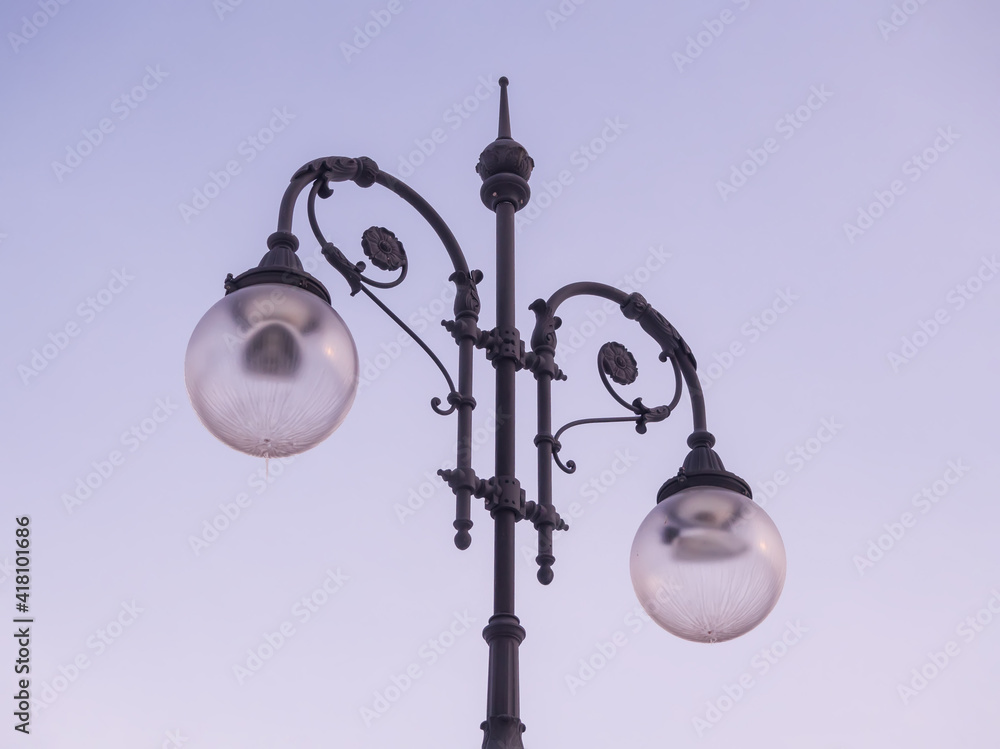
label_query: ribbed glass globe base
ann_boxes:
[630,487,786,643]
[185,284,359,458]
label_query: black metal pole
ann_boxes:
[483,197,523,745]
[493,197,517,616]
[476,78,533,749]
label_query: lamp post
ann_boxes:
[184,78,786,747]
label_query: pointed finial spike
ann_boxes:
[497,77,511,139]
[475,75,533,200]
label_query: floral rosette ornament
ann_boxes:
[600,341,638,385]
[361,226,406,271]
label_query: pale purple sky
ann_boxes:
[2,1,999,747]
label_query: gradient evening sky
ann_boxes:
[2,1,999,747]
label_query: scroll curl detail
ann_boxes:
[291,156,378,187]
[547,343,684,474]
[302,178,458,415]
[306,177,408,291]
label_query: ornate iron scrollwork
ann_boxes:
[527,282,701,583]
[548,340,679,475]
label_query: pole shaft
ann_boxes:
[482,199,526,748]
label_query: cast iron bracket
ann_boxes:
[477,326,527,371]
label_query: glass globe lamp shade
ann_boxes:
[185,283,359,458]
[630,486,785,643]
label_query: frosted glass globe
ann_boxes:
[185,284,358,458]
[630,486,785,643]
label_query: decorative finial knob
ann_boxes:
[476,76,533,210]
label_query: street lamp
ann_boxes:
[185,78,785,746]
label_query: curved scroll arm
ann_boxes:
[353,285,460,416]
[523,282,705,584]
[306,180,409,291]
[593,340,681,428]
[549,347,682,474]
[273,155,482,550]
[276,156,471,276]
[548,415,639,474]
[538,282,704,431]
